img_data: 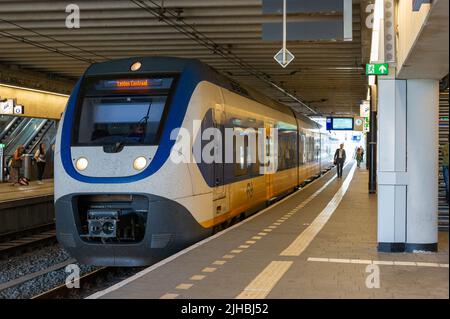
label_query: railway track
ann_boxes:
[0,259,76,293]
[33,267,142,299]
[0,256,112,299]
[0,223,57,259]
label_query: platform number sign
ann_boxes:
[366,63,389,76]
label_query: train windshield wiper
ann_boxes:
[103,141,125,153]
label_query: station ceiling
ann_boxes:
[0,0,369,116]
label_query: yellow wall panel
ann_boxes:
[0,84,68,120]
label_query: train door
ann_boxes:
[264,121,275,201]
[212,103,226,200]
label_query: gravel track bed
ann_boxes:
[0,245,97,299]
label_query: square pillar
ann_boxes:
[377,78,438,252]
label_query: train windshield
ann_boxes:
[74,76,176,146]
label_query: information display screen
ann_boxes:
[326,117,354,130]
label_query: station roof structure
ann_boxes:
[0,0,369,115]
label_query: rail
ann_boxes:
[27,120,55,154]
[0,117,20,142]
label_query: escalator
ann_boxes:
[4,118,57,156]
[25,120,55,154]
[0,117,27,144]
[438,86,449,232]
[5,119,46,155]
[1,116,58,182]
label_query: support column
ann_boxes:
[377,78,439,252]
[405,80,439,252]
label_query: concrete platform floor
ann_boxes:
[89,163,449,299]
[0,179,53,203]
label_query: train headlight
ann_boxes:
[75,157,89,171]
[133,156,147,171]
[130,61,142,71]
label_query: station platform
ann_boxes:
[89,163,449,299]
[0,180,54,234]
[0,180,53,203]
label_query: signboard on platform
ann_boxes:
[0,97,24,115]
[366,63,389,75]
[13,104,24,115]
[326,117,354,131]
[360,102,370,117]
[354,117,364,131]
[363,116,370,132]
[0,99,15,115]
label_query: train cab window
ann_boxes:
[73,76,176,146]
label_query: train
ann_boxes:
[54,57,338,266]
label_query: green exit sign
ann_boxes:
[0,143,5,149]
[366,63,389,75]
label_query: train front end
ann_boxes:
[54,57,210,266]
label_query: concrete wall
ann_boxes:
[396,0,431,71]
[0,84,68,120]
[396,0,448,79]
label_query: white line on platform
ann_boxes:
[280,163,356,257]
[235,261,293,299]
[307,257,449,268]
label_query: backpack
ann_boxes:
[18,176,29,186]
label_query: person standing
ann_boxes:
[334,143,346,178]
[442,142,449,204]
[9,145,25,186]
[356,147,364,168]
[34,143,47,184]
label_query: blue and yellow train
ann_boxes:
[55,57,337,266]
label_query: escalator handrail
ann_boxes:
[0,117,20,142]
[7,118,29,145]
[0,117,28,144]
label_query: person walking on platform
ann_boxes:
[356,147,364,168]
[9,145,25,186]
[442,142,449,204]
[334,143,346,178]
[34,143,47,184]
